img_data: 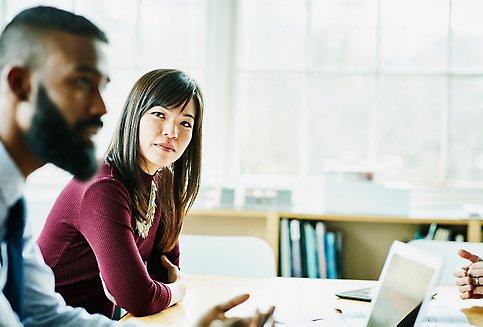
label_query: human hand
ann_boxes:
[454,249,483,299]
[161,255,187,306]
[161,255,186,284]
[196,293,275,327]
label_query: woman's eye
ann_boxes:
[152,112,165,118]
[181,121,192,128]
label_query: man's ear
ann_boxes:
[6,66,31,101]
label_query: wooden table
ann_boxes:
[121,275,483,326]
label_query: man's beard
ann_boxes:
[23,85,103,181]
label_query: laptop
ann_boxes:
[336,286,374,302]
[344,240,444,327]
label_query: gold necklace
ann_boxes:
[136,179,157,239]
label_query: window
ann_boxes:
[0,0,208,234]
[235,0,483,188]
[3,0,483,226]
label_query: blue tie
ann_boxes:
[3,198,26,319]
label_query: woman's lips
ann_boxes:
[156,143,175,152]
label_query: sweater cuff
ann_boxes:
[160,281,172,310]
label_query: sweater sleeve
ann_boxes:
[76,178,171,316]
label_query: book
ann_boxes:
[412,228,424,240]
[325,231,338,279]
[433,227,450,241]
[315,221,327,279]
[425,223,438,240]
[280,218,292,277]
[299,220,308,277]
[335,231,344,278]
[303,222,319,278]
[289,219,303,277]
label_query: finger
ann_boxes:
[458,249,482,263]
[454,267,469,278]
[460,291,471,300]
[261,306,275,320]
[473,286,483,295]
[266,306,275,315]
[259,306,275,327]
[468,269,483,278]
[469,261,483,270]
[248,309,261,327]
[214,294,250,313]
[459,283,473,293]
[453,270,464,278]
[455,276,472,287]
[468,261,483,269]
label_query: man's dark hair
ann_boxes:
[3,6,108,41]
[0,6,108,69]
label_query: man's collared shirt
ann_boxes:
[0,140,141,326]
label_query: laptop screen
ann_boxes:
[366,241,443,327]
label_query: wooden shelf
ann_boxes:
[182,209,480,280]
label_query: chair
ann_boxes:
[408,239,483,285]
[179,234,276,277]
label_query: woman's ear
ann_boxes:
[6,66,31,101]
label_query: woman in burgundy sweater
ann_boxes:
[37,69,204,318]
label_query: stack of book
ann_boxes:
[279,218,343,279]
[413,223,465,242]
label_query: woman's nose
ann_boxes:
[162,121,178,139]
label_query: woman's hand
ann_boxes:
[161,255,187,306]
[454,249,483,299]
[196,293,275,327]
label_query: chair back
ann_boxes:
[179,234,276,277]
[408,239,483,285]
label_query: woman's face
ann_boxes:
[138,99,196,175]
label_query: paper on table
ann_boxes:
[273,312,357,327]
[273,302,471,326]
[421,305,471,325]
[273,310,326,325]
[334,303,471,326]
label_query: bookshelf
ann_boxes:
[182,209,480,280]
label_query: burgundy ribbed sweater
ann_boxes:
[37,162,179,318]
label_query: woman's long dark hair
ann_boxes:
[106,69,203,252]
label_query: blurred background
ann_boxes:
[4,0,483,236]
